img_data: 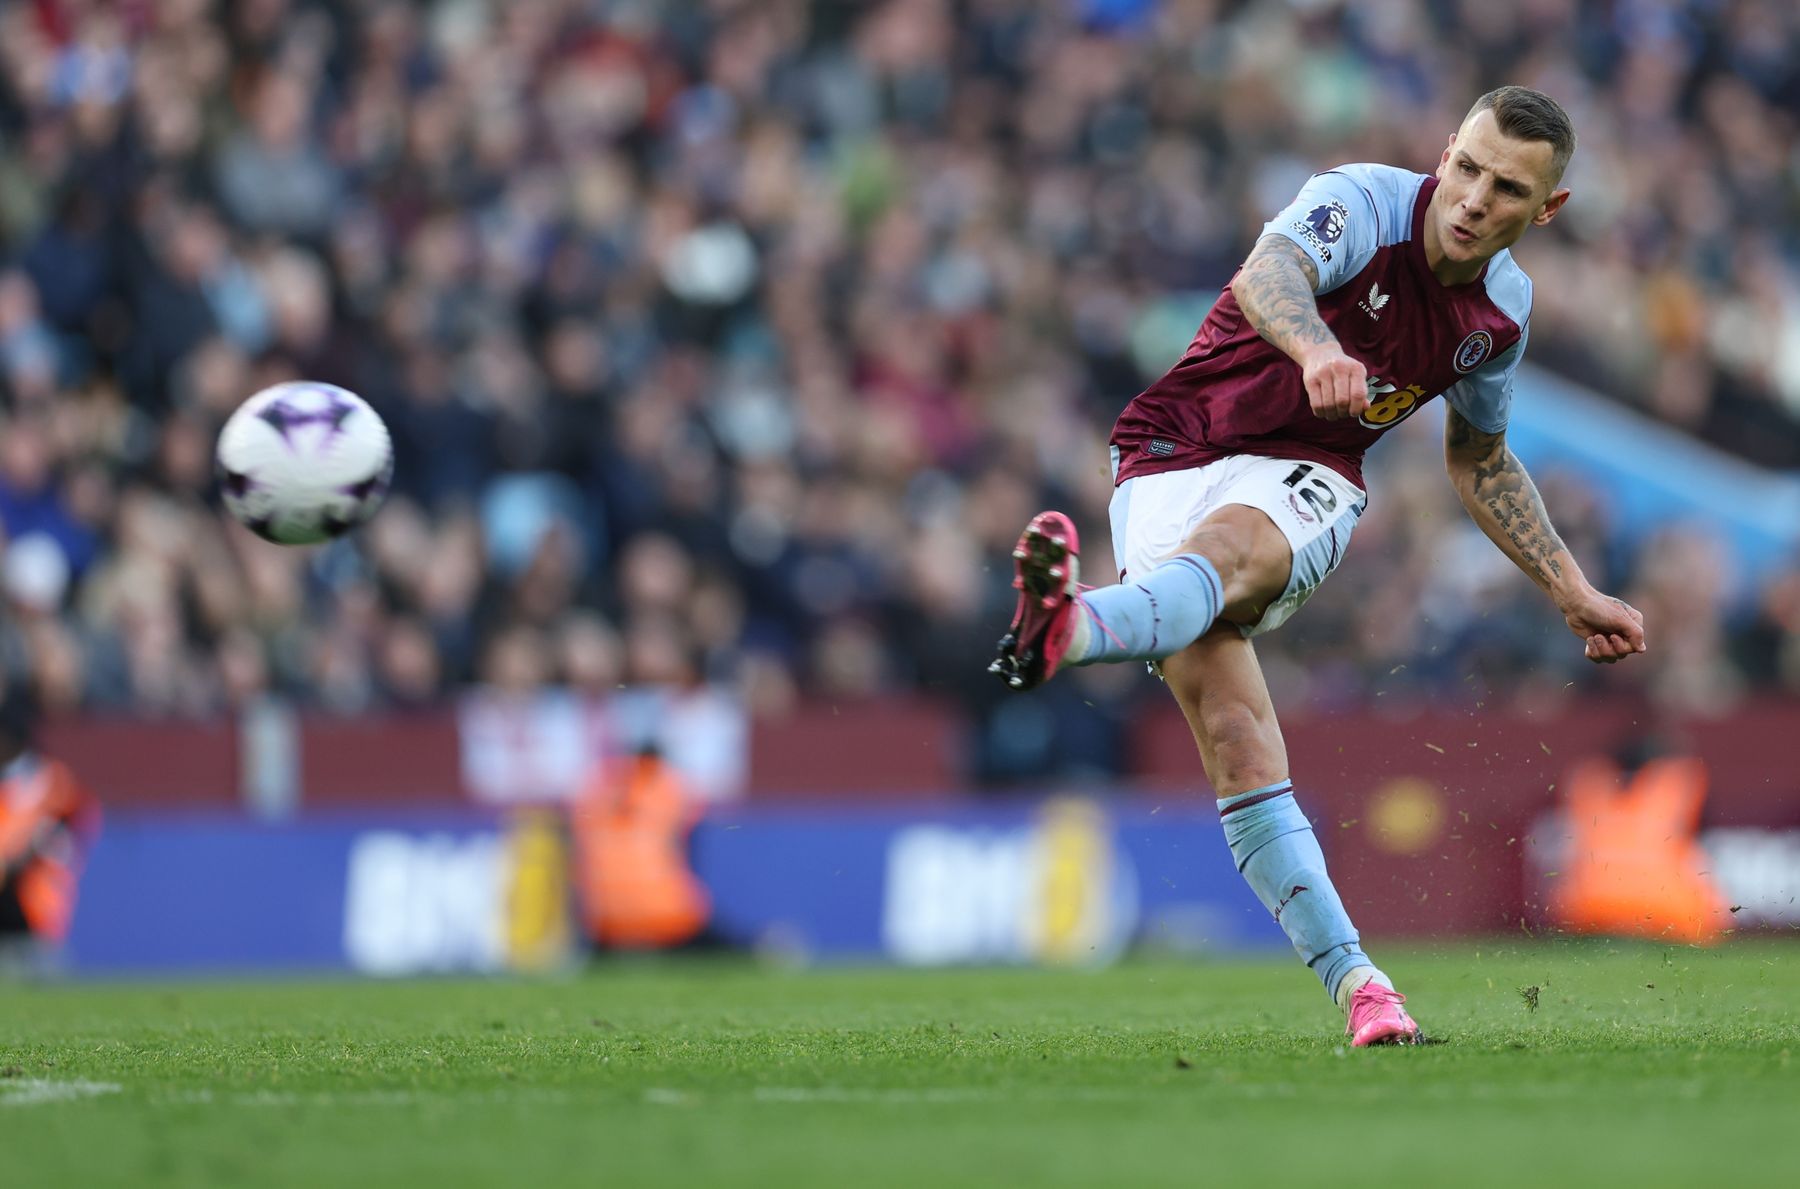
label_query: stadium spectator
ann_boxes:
[0,684,100,953]
[569,747,711,951]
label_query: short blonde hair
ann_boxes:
[1467,86,1576,183]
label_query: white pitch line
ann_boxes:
[641,1086,1147,1106]
[157,1086,574,1108]
[0,1079,123,1107]
[752,1087,997,1105]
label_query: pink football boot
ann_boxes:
[1346,983,1423,1047]
[989,511,1082,691]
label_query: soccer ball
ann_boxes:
[216,382,394,545]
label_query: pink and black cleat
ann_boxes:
[1346,983,1423,1047]
[989,511,1082,692]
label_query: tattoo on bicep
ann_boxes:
[1235,236,1333,353]
[1444,407,1497,455]
[1454,415,1569,586]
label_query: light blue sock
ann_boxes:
[1218,781,1380,1005]
[1069,554,1222,665]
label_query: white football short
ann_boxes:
[1106,450,1367,637]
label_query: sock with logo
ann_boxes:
[1217,781,1389,1007]
[1066,554,1223,665]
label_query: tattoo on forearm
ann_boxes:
[1446,410,1570,588]
[1234,236,1335,357]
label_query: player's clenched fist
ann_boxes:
[1562,591,1647,664]
[1299,344,1369,422]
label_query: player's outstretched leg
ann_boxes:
[1165,629,1422,1046]
[1220,781,1421,1046]
[990,510,1227,690]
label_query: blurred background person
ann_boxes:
[0,684,100,967]
[569,746,711,952]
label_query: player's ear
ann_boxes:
[1532,187,1571,227]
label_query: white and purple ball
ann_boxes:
[215,382,393,545]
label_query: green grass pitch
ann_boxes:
[3,940,1798,1187]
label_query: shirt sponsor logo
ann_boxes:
[1453,330,1494,373]
[1358,378,1428,429]
[1358,281,1391,319]
[1292,199,1349,262]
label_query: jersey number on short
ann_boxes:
[1282,464,1339,519]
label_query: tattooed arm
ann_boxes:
[1229,235,1368,422]
[1444,406,1647,663]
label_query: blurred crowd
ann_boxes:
[1,0,1797,783]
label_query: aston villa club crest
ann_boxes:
[1453,330,1494,373]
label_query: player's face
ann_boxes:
[1430,110,1569,278]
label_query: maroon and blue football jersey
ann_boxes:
[1111,164,1532,491]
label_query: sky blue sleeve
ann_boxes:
[1444,323,1527,434]
[1259,171,1382,295]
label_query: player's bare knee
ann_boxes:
[1179,511,1292,614]
[1199,698,1278,767]
[1179,522,1248,576]
[1178,521,1267,602]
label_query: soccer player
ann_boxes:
[989,87,1647,1045]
